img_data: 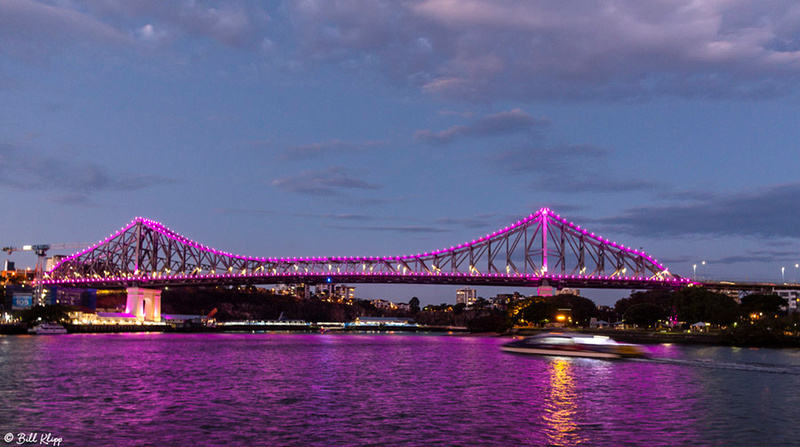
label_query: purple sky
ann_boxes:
[3,1,800,306]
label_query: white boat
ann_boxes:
[28,323,68,335]
[502,332,648,359]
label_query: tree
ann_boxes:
[615,289,671,317]
[18,305,71,325]
[740,294,785,317]
[473,297,489,309]
[672,287,738,326]
[548,294,598,326]
[623,303,665,328]
[507,297,551,327]
[409,296,420,314]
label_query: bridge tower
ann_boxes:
[125,287,161,321]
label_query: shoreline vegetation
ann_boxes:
[4,286,800,347]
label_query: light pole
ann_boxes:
[693,264,697,279]
[701,261,706,280]
[782,266,786,284]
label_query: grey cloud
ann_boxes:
[597,182,800,238]
[0,143,173,204]
[435,213,508,229]
[286,0,800,101]
[329,224,450,234]
[491,144,657,193]
[493,144,608,173]
[0,0,131,64]
[84,0,269,49]
[271,166,381,196]
[415,109,549,144]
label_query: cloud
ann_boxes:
[285,0,800,101]
[435,213,508,229]
[491,144,658,193]
[279,139,383,161]
[84,0,269,49]
[10,1,800,101]
[0,143,173,204]
[713,249,800,265]
[0,0,131,64]
[329,224,450,234]
[271,166,381,196]
[597,182,800,238]
[414,109,549,144]
[136,24,169,44]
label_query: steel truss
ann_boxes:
[44,209,687,290]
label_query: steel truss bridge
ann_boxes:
[43,208,689,291]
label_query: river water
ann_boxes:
[1,333,799,446]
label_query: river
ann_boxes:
[1,333,799,446]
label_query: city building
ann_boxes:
[490,292,523,309]
[334,285,355,302]
[271,284,310,300]
[456,287,477,306]
[371,299,395,310]
[556,288,581,296]
[52,287,97,308]
[315,283,356,302]
[775,289,800,312]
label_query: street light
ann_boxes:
[693,261,706,280]
[782,266,786,284]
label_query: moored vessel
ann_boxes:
[28,323,68,335]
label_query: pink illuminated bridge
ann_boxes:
[42,208,690,290]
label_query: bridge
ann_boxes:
[43,208,687,293]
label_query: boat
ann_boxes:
[28,323,68,335]
[501,332,648,359]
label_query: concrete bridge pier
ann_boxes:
[125,287,162,322]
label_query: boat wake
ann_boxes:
[644,357,800,375]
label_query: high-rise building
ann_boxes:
[456,287,477,306]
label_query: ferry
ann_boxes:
[501,332,648,359]
[28,323,68,335]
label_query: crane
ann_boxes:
[3,243,89,306]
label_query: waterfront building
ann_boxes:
[351,316,415,327]
[775,289,800,312]
[271,284,310,300]
[456,287,477,306]
[491,292,522,309]
[52,287,97,308]
[557,287,581,296]
[334,284,355,302]
[371,299,395,310]
[316,284,356,302]
[45,256,66,272]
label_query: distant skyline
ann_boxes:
[3,1,800,306]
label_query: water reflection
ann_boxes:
[3,335,800,446]
[542,358,585,446]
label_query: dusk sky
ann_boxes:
[3,0,800,305]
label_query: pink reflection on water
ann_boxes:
[542,358,586,446]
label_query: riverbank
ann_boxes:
[0,322,470,335]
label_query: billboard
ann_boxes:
[12,294,33,310]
